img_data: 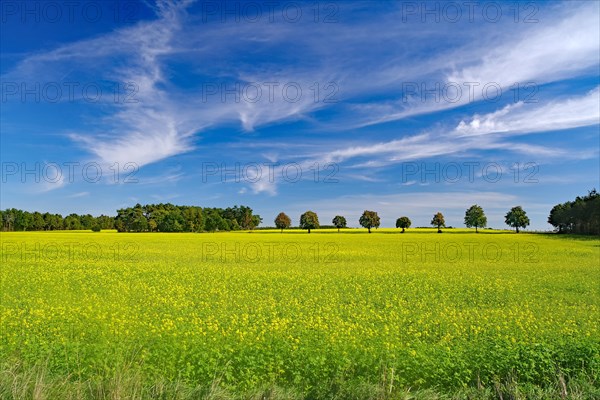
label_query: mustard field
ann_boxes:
[1,230,598,399]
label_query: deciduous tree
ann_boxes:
[396,216,411,233]
[300,211,319,233]
[464,205,487,233]
[275,212,291,232]
[505,206,530,233]
[332,215,347,232]
[431,212,445,233]
[359,210,380,233]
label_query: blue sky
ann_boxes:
[1,0,599,230]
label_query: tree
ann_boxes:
[431,212,445,233]
[31,212,45,231]
[2,210,15,231]
[80,214,95,230]
[183,207,203,232]
[161,211,184,232]
[464,204,487,233]
[148,219,158,232]
[251,215,262,230]
[548,203,568,233]
[229,219,240,230]
[149,209,167,232]
[241,208,255,230]
[505,206,530,233]
[14,210,32,231]
[299,211,319,233]
[64,214,83,230]
[396,216,411,233]
[359,210,380,233]
[204,210,224,232]
[332,215,347,232]
[129,205,148,232]
[274,212,291,232]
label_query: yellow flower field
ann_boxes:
[1,230,598,398]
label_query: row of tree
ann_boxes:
[547,189,600,234]
[2,190,596,234]
[275,206,532,233]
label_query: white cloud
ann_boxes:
[313,87,599,172]
[357,2,600,127]
[33,174,66,193]
[66,191,90,198]
[250,179,278,196]
[447,4,600,90]
[455,87,600,137]
[4,0,598,184]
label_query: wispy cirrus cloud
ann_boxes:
[454,87,600,137]
[214,86,599,196]
[354,2,600,127]
[305,88,599,174]
[3,0,598,191]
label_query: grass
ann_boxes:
[0,230,598,399]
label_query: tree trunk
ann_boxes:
[402,228,405,233]
[516,227,519,233]
[337,228,340,232]
[308,228,311,234]
[476,226,478,233]
[368,227,371,233]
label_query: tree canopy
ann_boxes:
[431,212,445,233]
[332,215,347,232]
[505,206,530,233]
[396,216,411,233]
[299,211,319,233]
[274,212,292,232]
[464,205,487,233]
[548,189,599,235]
[0,204,262,233]
[359,210,380,233]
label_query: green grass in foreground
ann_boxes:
[0,230,598,399]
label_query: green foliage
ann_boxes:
[395,216,411,232]
[464,204,487,233]
[0,208,110,232]
[0,204,261,233]
[275,212,292,232]
[114,204,260,232]
[332,215,347,232]
[505,206,530,233]
[548,189,600,234]
[431,212,445,232]
[359,210,380,233]
[299,211,319,233]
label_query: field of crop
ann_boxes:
[1,230,599,399]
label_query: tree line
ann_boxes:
[0,209,114,232]
[0,204,262,233]
[1,190,597,234]
[275,205,531,233]
[115,204,262,232]
[547,189,600,235]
